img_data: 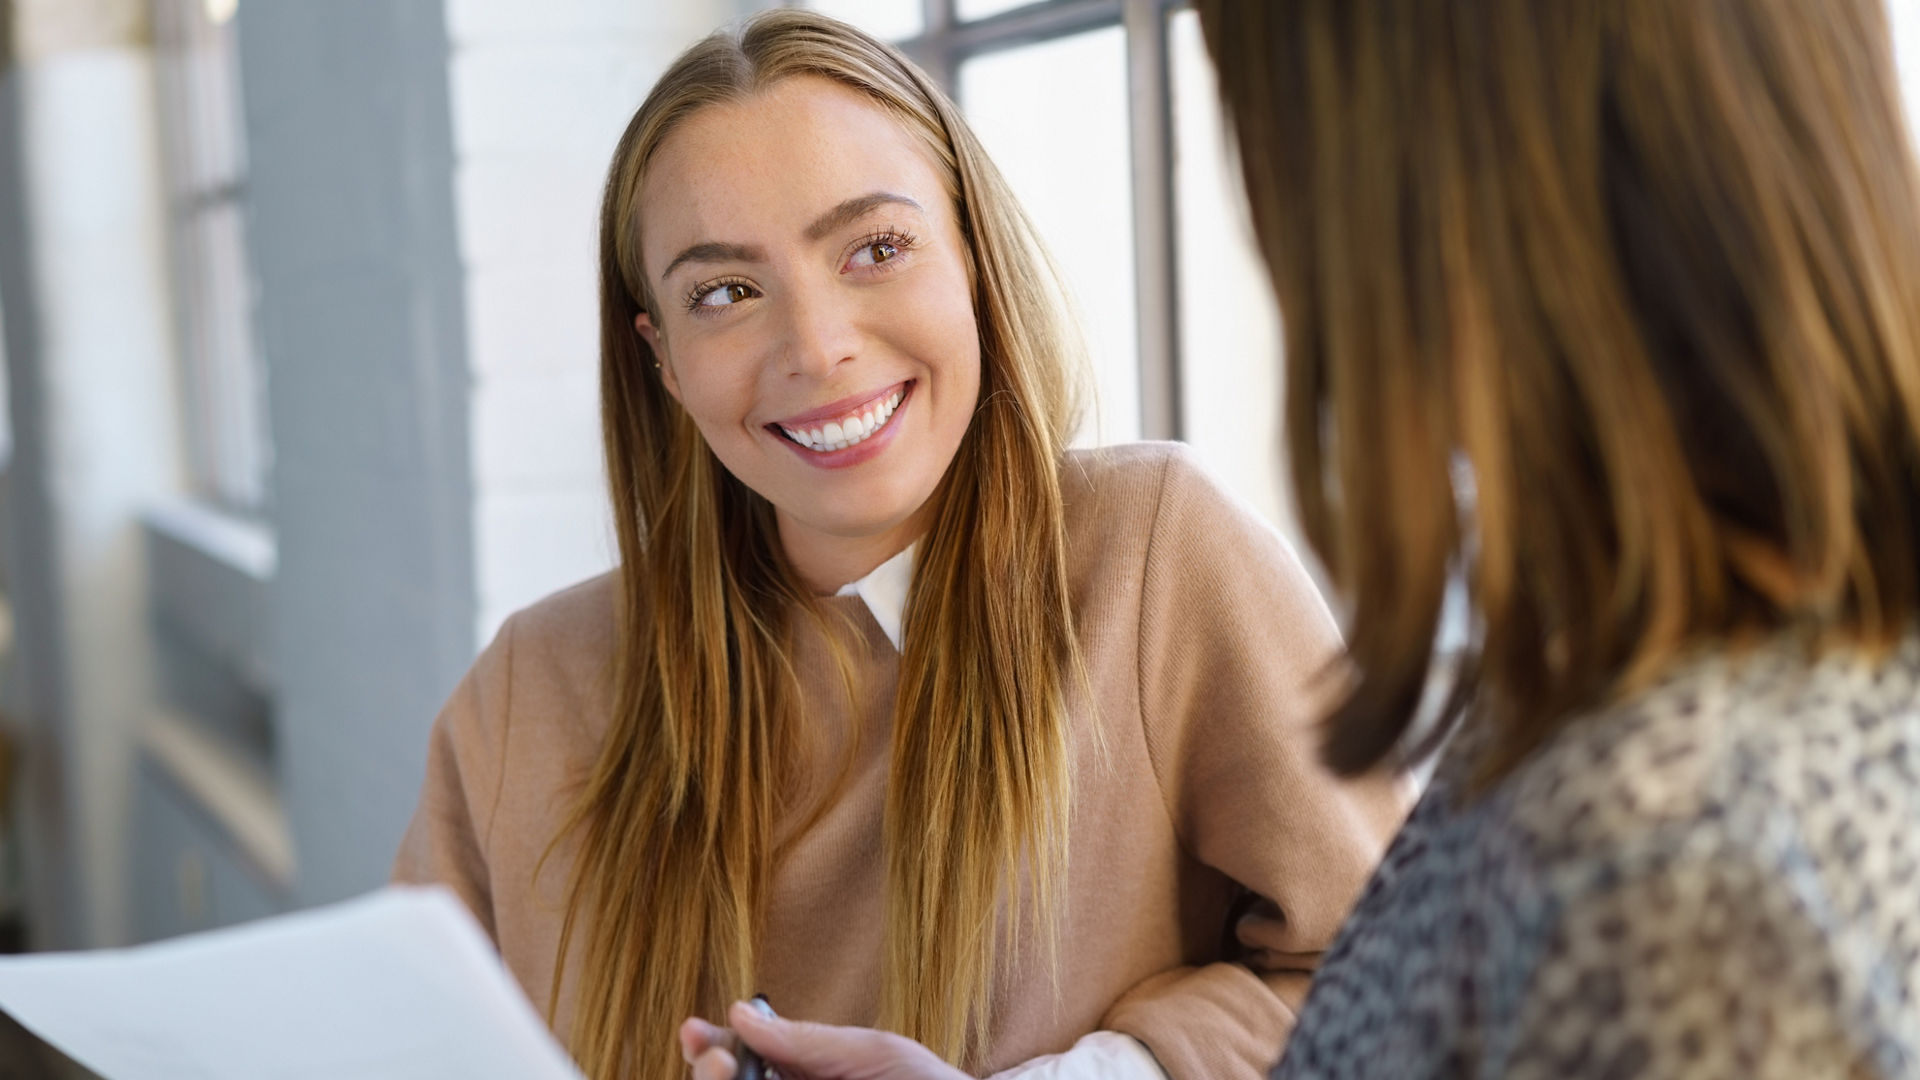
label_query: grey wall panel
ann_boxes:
[0,54,80,952]
[130,760,283,944]
[237,0,475,908]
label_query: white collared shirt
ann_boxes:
[830,543,1166,1080]
[833,541,916,652]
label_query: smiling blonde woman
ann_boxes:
[391,10,1408,1080]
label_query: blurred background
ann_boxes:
[0,0,1917,966]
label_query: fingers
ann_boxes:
[725,999,825,1053]
[692,1046,739,1080]
[727,1001,951,1080]
[727,999,852,1066]
[681,1017,733,1064]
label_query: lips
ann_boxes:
[769,381,909,452]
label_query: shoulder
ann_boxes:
[494,569,621,672]
[1056,441,1176,543]
[464,570,622,744]
[1494,694,1917,1074]
[1060,442,1340,699]
[1060,439,1231,515]
[1285,642,1920,1077]
[1487,638,1911,871]
[1425,635,1920,957]
[1060,441,1293,573]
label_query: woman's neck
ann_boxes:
[776,507,927,596]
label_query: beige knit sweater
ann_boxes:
[392,442,1411,1079]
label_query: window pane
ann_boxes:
[1896,0,1920,140]
[956,0,1034,22]
[1170,9,1291,533]
[806,0,923,41]
[200,200,270,509]
[961,28,1140,445]
[155,0,271,510]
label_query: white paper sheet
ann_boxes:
[0,885,584,1080]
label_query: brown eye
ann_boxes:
[696,282,755,309]
[848,240,901,271]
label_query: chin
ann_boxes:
[809,507,922,541]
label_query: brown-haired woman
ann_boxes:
[391,10,1408,1080]
[712,1,1920,1079]
[1187,0,1920,1076]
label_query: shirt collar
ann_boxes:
[834,542,915,652]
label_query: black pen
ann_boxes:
[736,994,776,1080]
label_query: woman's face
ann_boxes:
[635,75,981,588]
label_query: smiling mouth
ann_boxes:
[770,382,910,452]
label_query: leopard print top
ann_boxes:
[1271,635,1920,1079]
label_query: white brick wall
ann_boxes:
[446,0,746,643]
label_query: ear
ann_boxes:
[634,310,680,402]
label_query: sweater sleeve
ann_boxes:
[390,616,517,941]
[1102,448,1412,1080]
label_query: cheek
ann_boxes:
[668,342,763,431]
[947,336,983,416]
[903,269,984,398]
[937,303,984,412]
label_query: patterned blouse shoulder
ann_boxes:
[1271,635,1920,1080]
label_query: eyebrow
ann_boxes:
[803,191,923,241]
[659,241,764,283]
[657,192,926,283]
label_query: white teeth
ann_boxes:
[778,386,907,452]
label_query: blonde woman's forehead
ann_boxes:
[638,75,953,276]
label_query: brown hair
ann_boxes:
[1195,0,1920,781]
[550,10,1088,1079]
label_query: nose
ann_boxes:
[778,279,859,379]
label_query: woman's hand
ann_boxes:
[680,1001,970,1080]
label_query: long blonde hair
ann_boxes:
[1196,0,1920,783]
[550,11,1089,1078]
